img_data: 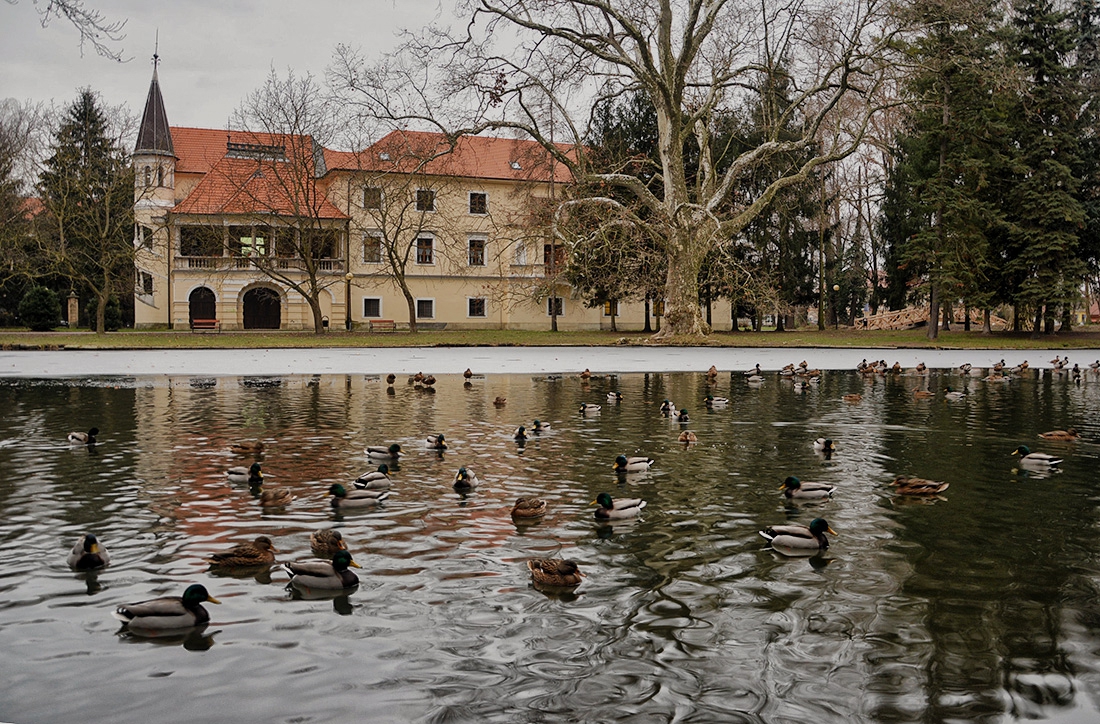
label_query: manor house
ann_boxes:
[131,68,732,332]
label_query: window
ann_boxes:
[179,226,223,256]
[416,236,434,264]
[363,233,382,263]
[469,192,487,215]
[544,243,566,274]
[137,270,153,296]
[468,237,485,266]
[143,166,151,187]
[416,299,434,319]
[547,297,564,316]
[468,298,486,317]
[231,226,266,257]
[157,165,164,186]
[513,243,528,266]
[363,298,382,318]
[134,224,154,250]
[363,186,382,209]
[416,188,435,212]
[604,300,619,316]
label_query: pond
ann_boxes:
[1,365,1099,723]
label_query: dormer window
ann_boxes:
[380,152,391,161]
[510,161,521,170]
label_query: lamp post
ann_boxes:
[832,284,840,330]
[345,272,354,331]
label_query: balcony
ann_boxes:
[175,256,345,272]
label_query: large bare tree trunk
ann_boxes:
[655,234,708,338]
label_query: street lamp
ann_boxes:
[345,272,354,331]
[832,284,840,330]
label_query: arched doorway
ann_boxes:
[243,287,281,329]
[188,287,216,324]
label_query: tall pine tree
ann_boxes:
[37,89,134,333]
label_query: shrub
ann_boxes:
[18,287,61,331]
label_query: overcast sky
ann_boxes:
[1,0,451,130]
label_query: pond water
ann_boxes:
[1,367,1099,723]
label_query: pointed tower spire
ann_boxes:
[135,41,174,157]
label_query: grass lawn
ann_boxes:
[2,326,1099,350]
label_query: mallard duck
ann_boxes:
[259,487,293,507]
[329,483,388,508]
[779,476,836,500]
[228,462,263,484]
[913,389,935,399]
[68,533,110,570]
[891,361,902,373]
[310,529,348,558]
[678,430,698,444]
[842,393,862,403]
[704,395,729,408]
[426,434,448,450]
[464,368,473,379]
[1039,428,1080,441]
[205,536,277,568]
[528,558,583,588]
[285,550,360,590]
[532,419,551,432]
[386,373,396,385]
[813,438,836,454]
[592,492,646,519]
[676,409,690,423]
[366,443,402,460]
[422,375,437,387]
[915,362,927,374]
[511,497,547,519]
[513,425,528,442]
[614,454,654,473]
[579,403,602,414]
[580,368,592,380]
[759,518,836,552]
[606,391,623,402]
[493,396,507,407]
[793,380,808,392]
[453,466,479,490]
[354,464,391,490]
[744,364,762,376]
[113,584,220,631]
[659,400,676,415]
[891,476,950,495]
[1089,360,1099,372]
[1012,445,1063,467]
[67,427,99,445]
[1010,360,1030,374]
[856,359,869,372]
[993,359,1006,372]
[229,441,264,454]
[746,375,765,384]
[944,386,966,401]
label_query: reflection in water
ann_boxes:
[0,368,1099,722]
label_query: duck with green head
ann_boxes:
[113,584,220,631]
[354,464,391,490]
[366,443,402,460]
[613,454,654,473]
[426,434,447,450]
[1012,445,1063,468]
[779,476,836,501]
[329,483,388,509]
[67,533,110,570]
[759,518,837,553]
[453,467,479,490]
[228,462,262,484]
[593,492,646,519]
[285,550,361,590]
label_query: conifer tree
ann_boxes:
[36,89,134,334]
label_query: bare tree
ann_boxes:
[228,69,349,334]
[331,0,901,338]
[7,0,127,60]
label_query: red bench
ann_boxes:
[190,318,221,333]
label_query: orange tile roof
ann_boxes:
[325,130,574,184]
[173,155,347,219]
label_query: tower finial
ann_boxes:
[153,29,159,68]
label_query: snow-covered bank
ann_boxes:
[2,346,1097,378]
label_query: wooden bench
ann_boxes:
[368,319,397,333]
[190,318,221,333]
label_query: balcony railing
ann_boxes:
[175,256,344,272]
